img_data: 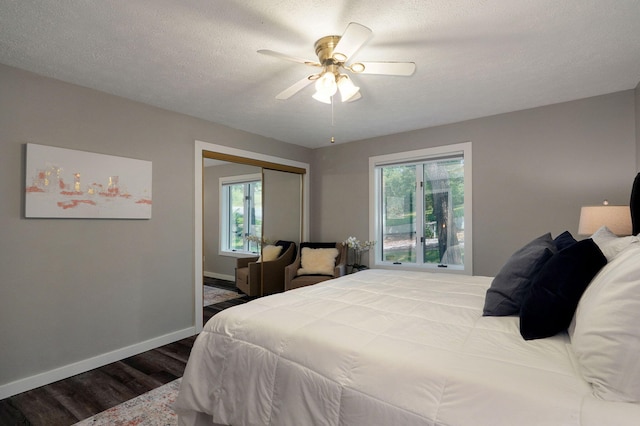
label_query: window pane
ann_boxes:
[423,158,464,266]
[381,165,417,263]
[229,184,245,251]
[220,175,263,254]
[371,143,471,274]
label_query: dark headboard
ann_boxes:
[631,173,640,235]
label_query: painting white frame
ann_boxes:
[25,143,152,219]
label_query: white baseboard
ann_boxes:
[204,270,234,282]
[0,327,195,400]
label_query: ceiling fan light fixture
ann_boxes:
[337,75,360,102]
[314,71,338,97]
[312,91,332,104]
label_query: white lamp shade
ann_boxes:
[578,205,632,236]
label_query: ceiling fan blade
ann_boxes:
[354,61,416,76]
[333,22,373,61]
[258,49,321,67]
[275,75,316,100]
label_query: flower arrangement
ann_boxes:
[343,236,376,272]
[244,235,276,248]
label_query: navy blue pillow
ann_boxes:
[553,231,577,251]
[483,233,556,316]
[631,172,640,235]
[519,238,606,340]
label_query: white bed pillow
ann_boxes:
[257,245,282,262]
[297,247,339,275]
[570,241,640,402]
[590,226,637,262]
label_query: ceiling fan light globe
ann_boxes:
[337,75,360,102]
[340,87,360,103]
[315,72,338,97]
[312,91,332,104]
[346,91,362,102]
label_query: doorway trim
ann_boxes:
[194,140,310,331]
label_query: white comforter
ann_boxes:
[175,269,640,426]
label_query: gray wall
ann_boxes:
[310,90,637,277]
[0,64,311,392]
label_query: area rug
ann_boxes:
[74,378,181,425]
[203,285,241,306]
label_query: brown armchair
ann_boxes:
[284,242,347,291]
[235,241,297,297]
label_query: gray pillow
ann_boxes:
[483,233,556,316]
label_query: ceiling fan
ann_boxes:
[258,22,416,104]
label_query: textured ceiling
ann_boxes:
[1,1,639,148]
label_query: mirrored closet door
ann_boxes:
[203,151,305,297]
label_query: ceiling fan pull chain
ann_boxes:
[331,96,334,127]
[330,96,336,143]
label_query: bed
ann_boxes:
[176,242,640,426]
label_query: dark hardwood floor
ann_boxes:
[0,280,251,426]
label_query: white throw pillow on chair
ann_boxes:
[257,245,282,262]
[297,247,339,275]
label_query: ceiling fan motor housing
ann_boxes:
[314,35,342,66]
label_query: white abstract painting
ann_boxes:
[25,143,152,218]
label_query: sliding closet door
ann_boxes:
[262,169,302,245]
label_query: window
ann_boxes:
[220,174,262,255]
[369,143,472,274]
